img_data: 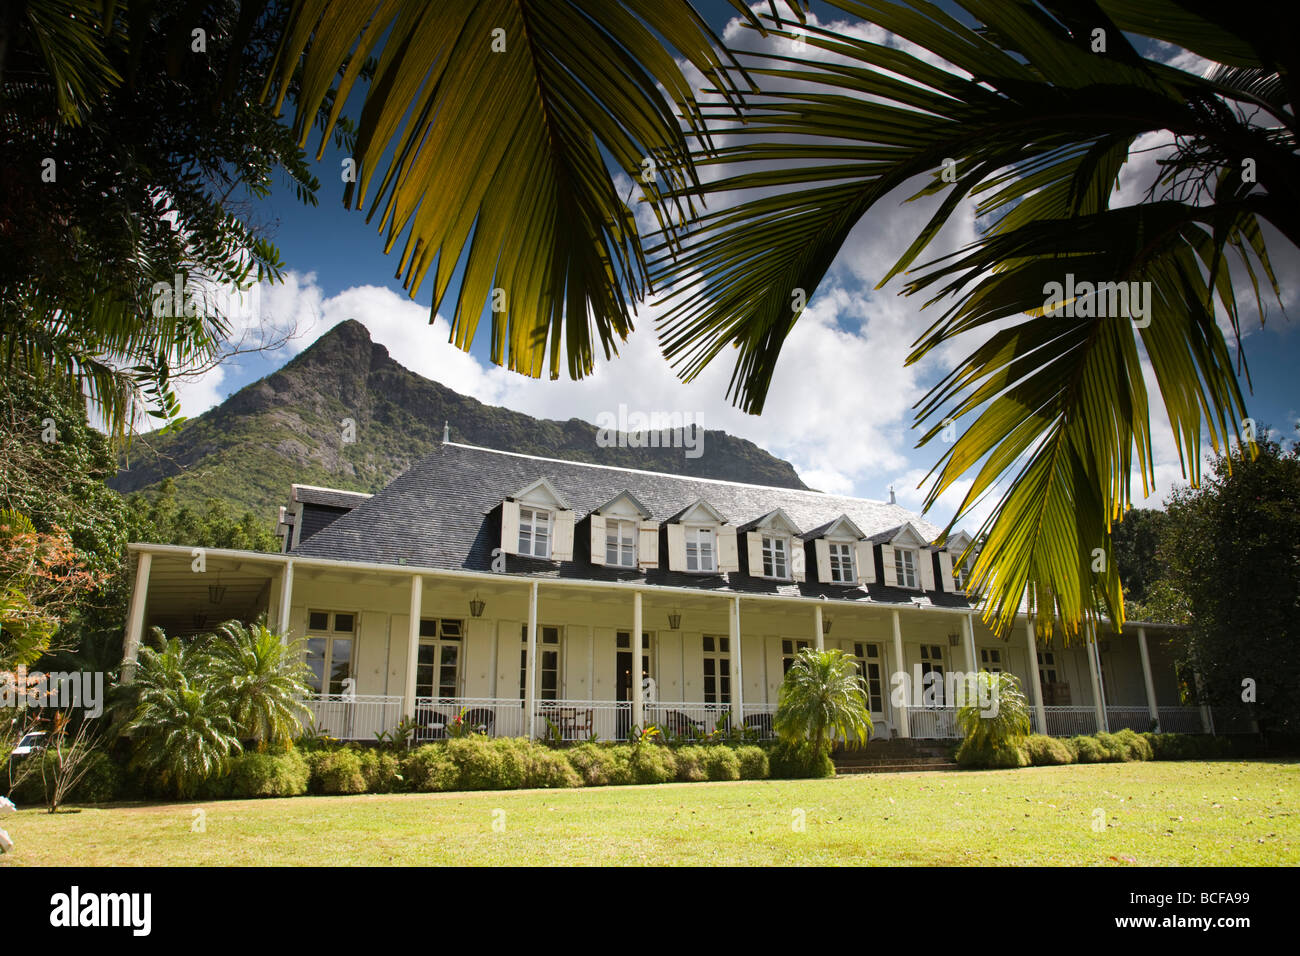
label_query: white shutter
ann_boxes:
[814,538,831,583]
[855,540,876,585]
[717,525,739,572]
[919,549,936,591]
[881,544,897,587]
[589,514,606,566]
[938,550,954,592]
[746,531,764,576]
[792,541,807,583]
[667,523,686,571]
[501,500,520,555]
[638,520,659,569]
[552,510,575,561]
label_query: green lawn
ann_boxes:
[2,760,1296,866]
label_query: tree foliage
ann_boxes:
[1154,436,1299,732]
[1,0,326,437]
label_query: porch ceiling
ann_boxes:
[141,552,280,637]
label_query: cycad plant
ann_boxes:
[207,620,312,750]
[774,648,873,753]
[954,672,1032,768]
[128,673,241,799]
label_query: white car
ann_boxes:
[10,732,45,757]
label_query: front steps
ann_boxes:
[832,738,959,774]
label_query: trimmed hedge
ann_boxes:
[1022,735,1074,766]
[307,749,367,795]
[955,737,1028,769]
[228,750,310,798]
[767,741,834,779]
[735,746,770,780]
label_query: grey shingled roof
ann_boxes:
[292,485,374,509]
[292,442,973,608]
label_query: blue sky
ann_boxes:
[184,1,1298,533]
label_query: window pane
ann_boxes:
[703,636,714,652]
[334,613,354,633]
[305,638,326,693]
[308,611,329,632]
[328,638,352,695]
[419,619,438,638]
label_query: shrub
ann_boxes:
[524,747,581,789]
[1068,735,1107,763]
[673,746,709,782]
[564,744,631,786]
[228,749,310,798]
[359,750,403,794]
[1021,735,1075,766]
[1111,728,1153,761]
[703,746,741,781]
[628,744,677,784]
[734,745,770,780]
[954,737,1028,769]
[768,741,834,779]
[308,748,366,794]
[447,737,527,790]
[403,744,459,792]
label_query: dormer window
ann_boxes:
[605,518,637,567]
[502,477,574,561]
[894,547,919,589]
[686,526,716,572]
[741,508,803,582]
[519,507,552,558]
[828,541,856,583]
[955,557,973,591]
[762,535,789,579]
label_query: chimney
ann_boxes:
[889,485,896,505]
[442,421,450,443]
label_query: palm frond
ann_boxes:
[651,0,1294,639]
[264,0,763,381]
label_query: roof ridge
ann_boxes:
[441,440,889,504]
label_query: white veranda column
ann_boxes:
[525,580,539,738]
[1137,626,1159,730]
[731,597,744,729]
[404,575,423,719]
[1025,615,1047,734]
[962,611,977,674]
[892,609,909,738]
[1085,622,1108,733]
[631,590,644,731]
[121,552,152,684]
[276,560,294,641]
[813,604,824,651]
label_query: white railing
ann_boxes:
[536,699,630,742]
[1032,706,1100,737]
[908,707,959,739]
[646,701,732,739]
[303,694,403,741]
[1158,706,1207,734]
[1106,707,1157,733]
[412,697,527,741]
[742,703,778,740]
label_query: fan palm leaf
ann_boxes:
[207,618,312,747]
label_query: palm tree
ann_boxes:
[207,619,312,749]
[774,648,873,752]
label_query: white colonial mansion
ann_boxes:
[120,438,1216,743]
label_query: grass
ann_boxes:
[2,760,1296,866]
